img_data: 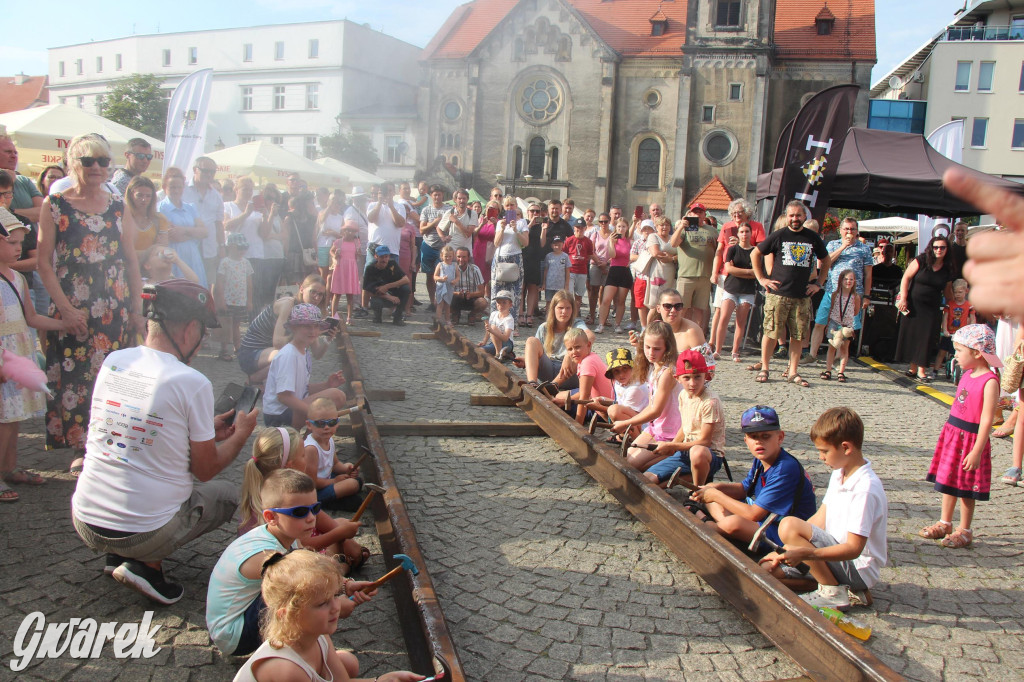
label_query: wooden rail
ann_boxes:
[432,321,902,682]
[336,331,466,682]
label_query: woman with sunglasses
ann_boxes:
[895,234,955,382]
[35,165,65,196]
[586,212,613,325]
[36,134,144,476]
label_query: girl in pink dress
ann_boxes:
[328,221,361,323]
[920,324,1000,549]
[475,202,499,294]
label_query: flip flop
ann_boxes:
[0,481,18,502]
[2,469,45,486]
[789,374,810,388]
[70,457,85,477]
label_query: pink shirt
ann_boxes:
[609,235,632,267]
[578,352,613,399]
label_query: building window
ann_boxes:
[273,86,286,110]
[955,61,971,91]
[635,138,662,188]
[189,47,198,65]
[443,101,462,121]
[271,136,284,145]
[306,84,319,110]
[116,54,122,70]
[77,95,84,108]
[729,83,743,101]
[243,43,253,62]
[96,95,104,113]
[978,62,995,92]
[385,136,404,164]
[305,136,318,159]
[971,117,988,147]
[239,135,256,144]
[60,97,67,104]
[549,147,559,180]
[96,56,103,72]
[450,155,460,168]
[58,61,64,77]
[702,105,715,123]
[274,42,284,60]
[702,129,738,166]
[162,50,171,67]
[1020,62,1024,92]
[75,59,82,75]
[512,145,523,178]
[643,89,662,108]
[517,77,564,125]
[241,87,253,111]
[308,39,319,59]
[528,137,546,177]
[651,19,667,37]
[867,99,927,134]
[715,1,741,27]
[1013,15,1024,39]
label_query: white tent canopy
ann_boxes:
[313,157,386,190]
[205,141,345,189]
[855,216,920,234]
[0,103,165,177]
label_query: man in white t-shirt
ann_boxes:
[366,181,406,261]
[71,279,259,605]
[439,188,478,254]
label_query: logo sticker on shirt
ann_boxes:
[781,242,812,268]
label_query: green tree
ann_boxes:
[320,116,379,172]
[102,74,168,139]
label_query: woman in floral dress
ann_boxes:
[36,134,143,474]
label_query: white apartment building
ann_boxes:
[46,20,421,181]
[871,0,1024,183]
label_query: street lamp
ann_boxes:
[496,172,533,199]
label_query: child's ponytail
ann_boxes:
[237,426,301,532]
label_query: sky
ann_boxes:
[0,0,973,84]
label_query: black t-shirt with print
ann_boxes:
[756,227,828,299]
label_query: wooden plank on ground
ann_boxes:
[469,395,517,406]
[347,330,382,337]
[411,332,437,340]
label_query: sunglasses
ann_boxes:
[661,302,685,311]
[129,152,154,161]
[0,190,13,200]
[308,417,340,428]
[598,219,609,224]
[268,502,322,518]
[78,156,112,168]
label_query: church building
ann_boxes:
[417,0,875,217]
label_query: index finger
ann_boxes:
[944,168,1024,232]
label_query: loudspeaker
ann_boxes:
[863,303,900,361]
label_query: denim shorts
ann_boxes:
[809,525,868,590]
[646,449,723,483]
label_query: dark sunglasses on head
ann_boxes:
[308,417,340,428]
[78,156,111,168]
[268,502,322,518]
[129,152,154,161]
[661,302,685,311]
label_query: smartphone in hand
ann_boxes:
[634,206,644,222]
[487,206,499,221]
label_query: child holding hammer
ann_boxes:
[305,397,364,512]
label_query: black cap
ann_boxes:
[142,279,221,328]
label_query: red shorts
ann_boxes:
[633,277,648,308]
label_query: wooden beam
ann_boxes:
[411,332,437,340]
[469,395,517,407]
[365,389,406,401]
[337,421,543,437]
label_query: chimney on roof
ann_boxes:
[13,73,28,86]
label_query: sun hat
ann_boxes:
[226,232,249,248]
[952,323,1002,368]
[493,290,513,302]
[0,207,23,235]
[675,349,709,376]
[287,303,324,329]
[740,405,781,434]
[350,186,366,198]
[605,347,634,378]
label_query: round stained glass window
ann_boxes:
[702,130,738,166]
[443,101,461,121]
[518,77,563,125]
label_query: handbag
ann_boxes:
[302,248,318,267]
[1001,342,1024,394]
[494,261,519,283]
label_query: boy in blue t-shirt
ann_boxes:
[690,405,815,547]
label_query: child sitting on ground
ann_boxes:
[587,348,649,422]
[644,349,726,488]
[208,469,375,657]
[819,269,860,383]
[933,278,975,377]
[553,327,613,424]
[760,407,888,610]
[214,232,254,362]
[689,405,816,547]
[232,549,422,682]
[305,397,364,513]
[609,322,682,467]
[480,289,516,360]
[263,303,346,428]
[238,427,365,568]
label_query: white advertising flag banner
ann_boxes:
[163,68,214,174]
[917,119,963,254]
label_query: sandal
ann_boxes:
[940,528,973,548]
[993,421,1016,438]
[789,374,810,388]
[904,370,916,378]
[918,520,952,539]
[837,372,847,383]
[732,352,741,362]
[70,457,85,478]
[217,351,235,362]
[755,370,769,383]
[819,370,832,381]
[345,546,372,572]
[0,481,18,502]
[747,362,763,372]
[2,469,45,486]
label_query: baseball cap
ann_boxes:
[572,217,586,228]
[493,289,513,302]
[226,232,249,248]
[640,219,655,231]
[374,245,392,257]
[605,347,634,378]
[287,303,323,328]
[142,278,221,328]
[952,323,1002,368]
[551,235,563,243]
[689,203,707,212]
[674,349,709,376]
[740,405,781,434]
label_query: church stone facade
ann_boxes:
[418,0,875,218]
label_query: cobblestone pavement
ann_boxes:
[0,350,409,681]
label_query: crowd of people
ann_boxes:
[2,126,1024,679]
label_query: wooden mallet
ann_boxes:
[359,553,419,592]
[350,482,385,523]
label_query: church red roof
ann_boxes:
[774,0,875,62]
[687,176,736,212]
[0,75,48,115]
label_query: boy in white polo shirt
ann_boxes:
[760,407,888,610]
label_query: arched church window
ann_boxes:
[635,138,662,188]
[528,137,545,177]
[549,147,559,180]
[513,145,523,178]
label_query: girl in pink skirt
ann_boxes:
[920,324,1000,548]
[329,220,361,324]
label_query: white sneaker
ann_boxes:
[623,321,636,331]
[595,324,605,334]
[614,325,624,334]
[800,584,850,611]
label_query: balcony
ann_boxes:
[944,24,1024,42]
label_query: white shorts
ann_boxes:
[569,272,588,297]
[721,291,755,307]
[711,275,727,308]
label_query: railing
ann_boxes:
[944,24,1024,41]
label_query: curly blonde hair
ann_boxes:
[261,549,345,648]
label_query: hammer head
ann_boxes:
[363,483,385,495]
[393,553,419,576]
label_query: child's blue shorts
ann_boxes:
[646,449,724,483]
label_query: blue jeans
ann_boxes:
[482,339,514,356]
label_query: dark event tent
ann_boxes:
[756,127,1024,215]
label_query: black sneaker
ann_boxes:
[112,560,184,605]
[427,303,436,313]
[393,318,406,326]
[104,553,127,576]
[352,307,370,319]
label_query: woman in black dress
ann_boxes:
[895,236,954,381]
